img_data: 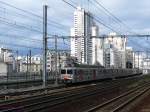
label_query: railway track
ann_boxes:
[0,84,65,101]
[0,78,137,112]
[85,82,150,112]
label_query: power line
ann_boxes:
[90,4,125,34]
[93,15,120,33]
[0,1,68,29]
[91,0,138,35]
[0,41,43,50]
[0,6,68,33]
[62,0,121,33]
[0,16,43,34]
[0,11,67,36]
[62,0,76,9]
[0,33,42,43]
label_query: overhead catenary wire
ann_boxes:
[0,0,149,53]
[62,0,150,52]
[90,4,125,34]
[91,0,139,35]
[0,1,69,38]
[61,0,122,34]
[0,1,68,29]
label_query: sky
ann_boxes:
[0,0,150,55]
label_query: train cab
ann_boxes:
[60,68,74,83]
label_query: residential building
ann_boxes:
[134,52,145,69]
[47,52,74,71]
[71,6,95,65]
[91,25,104,66]
[142,58,150,74]
[103,33,126,68]
[19,55,42,73]
[0,47,15,64]
[104,43,123,68]
[0,47,15,76]
[0,62,13,76]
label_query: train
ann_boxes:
[60,65,142,83]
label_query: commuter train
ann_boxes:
[60,65,142,83]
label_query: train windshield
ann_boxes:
[61,69,66,74]
[67,70,73,74]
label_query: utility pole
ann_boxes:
[58,53,61,75]
[55,35,58,86]
[16,50,18,72]
[29,50,31,73]
[95,45,97,64]
[102,37,105,67]
[133,51,135,68]
[27,54,29,73]
[138,51,140,70]
[124,36,127,69]
[43,4,48,87]
[147,50,148,71]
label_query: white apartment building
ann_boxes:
[20,55,42,73]
[91,25,104,66]
[104,33,126,68]
[0,48,14,63]
[132,52,150,74]
[0,47,14,76]
[47,52,74,72]
[104,44,123,68]
[142,59,150,74]
[71,6,95,65]
[134,52,145,69]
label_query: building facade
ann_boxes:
[0,47,14,76]
[47,51,74,72]
[103,33,126,68]
[71,6,96,65]
[19,55,42,73]
[91,25,104,66]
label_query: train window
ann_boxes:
[67,70,73,74]
[61,70,66,74]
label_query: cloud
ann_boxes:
[0,0,149,53]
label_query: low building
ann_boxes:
[142,58,150,74]
[0,47,15,76]
[134,52,145,69]
[47,52,73,72]
[0,62,13,76]
[103,33,126,68]
[19,55,42,73]
[103,43,124,68]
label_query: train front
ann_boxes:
[60,68,74,83]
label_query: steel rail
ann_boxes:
[0,79,133,112]
[85,82,150,112]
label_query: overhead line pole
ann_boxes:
[43,4,48,87]
[54,35,58,86]
[29,50,32,73]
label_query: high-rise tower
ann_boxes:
[71,7,94,64]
